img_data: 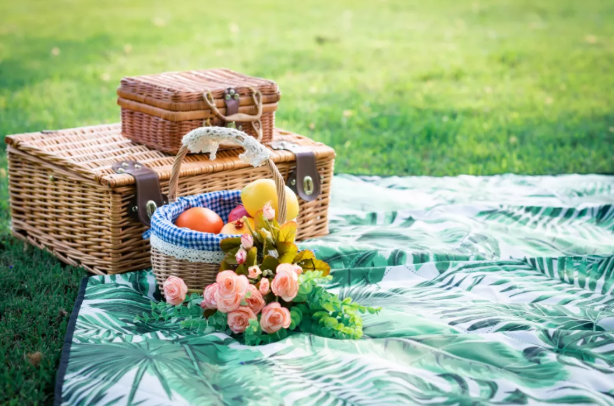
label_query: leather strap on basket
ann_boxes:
[167,129,287,224]
[270,141,321,202]
[111,161,167,227]
[203,87,264,141]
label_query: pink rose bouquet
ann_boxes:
[143,208,380,345]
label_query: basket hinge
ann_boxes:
[269,141,322,202]
[111,160,168,227]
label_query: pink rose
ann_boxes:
[235,248,247,264]
[227,306,256,334]
[201,283,218,309]
[293,264,303,275]
[241,234,253,250]
[263,202,275,221]
[248,265,262,279]
[163,276,188,305]
[216,294,243,313]
[271,263,299,301]
[259,278,270,295]
[215,271,248,313]
[260,302,291,334]
[245,284,265,314]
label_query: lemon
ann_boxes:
[241,179,299,221]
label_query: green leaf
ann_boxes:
[235,264,248,276]
[208,311,228,331]
[322,301,335,312]
[291,305,303,319]
[298,257,331,276]
[218,260,234,271]
[220,237,242,253]
[277,242,299,264]
[312,259,331,276]
[367,307,381,314]
[290,308,302,329]
[294,249,316,263]
[261,256,280,272]
[324,317,339,329]
[298,282,313,295]
[246,247,258,267]
[224,246,240,265]
[312,311,329,320]
[278,221,297,243]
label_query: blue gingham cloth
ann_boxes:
[144,190,242,252]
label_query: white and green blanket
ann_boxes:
[56,174,614,406]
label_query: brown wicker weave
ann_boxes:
[118,69,281,154]
[152,249,220,290]
[152,127,289,290]
[6,124,334,276]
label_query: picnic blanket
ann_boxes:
[55,174,614,406]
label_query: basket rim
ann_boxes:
[4,125,335,188]
[117,87,281,112]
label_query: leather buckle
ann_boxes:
[269,141,322,202]
[111,160,168,227]
[223,87,242,130]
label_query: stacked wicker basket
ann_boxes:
[6,68,335,287]
[118,69,281,154]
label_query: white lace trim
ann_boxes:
[150,234,225,263]
[182,127,271,167]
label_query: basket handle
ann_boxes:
[203,88,264,141]
[167,127,287,224]
[203,87,263,122]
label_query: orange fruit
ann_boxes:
[220,218,255,235]
[175,207,224,234]
[241,179,300,221]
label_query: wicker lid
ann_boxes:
[119,69,280,106]
[5,124,335,188]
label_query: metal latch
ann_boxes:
[111,160,168,227]
[223,87,243,131]
[269,141,322,202]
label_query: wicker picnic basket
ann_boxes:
[6,124,334,275]
[149,126,289,289]
[118,68,280,154]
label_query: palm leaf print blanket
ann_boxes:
[55,174,614,406]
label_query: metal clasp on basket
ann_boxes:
[224,88,243,131]
[111,160,168,227]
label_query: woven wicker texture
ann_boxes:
[120,109,275,154]
[152,248,220,289]
[6,124,334,276]
[118,69,280,154]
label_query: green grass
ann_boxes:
[0,0,613,403]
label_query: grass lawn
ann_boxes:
[1,0,613,403]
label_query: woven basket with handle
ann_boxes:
[118,69,280,154]
[149,126,288,290]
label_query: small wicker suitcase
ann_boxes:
[5,124,334,275]
[117,69,280,154]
